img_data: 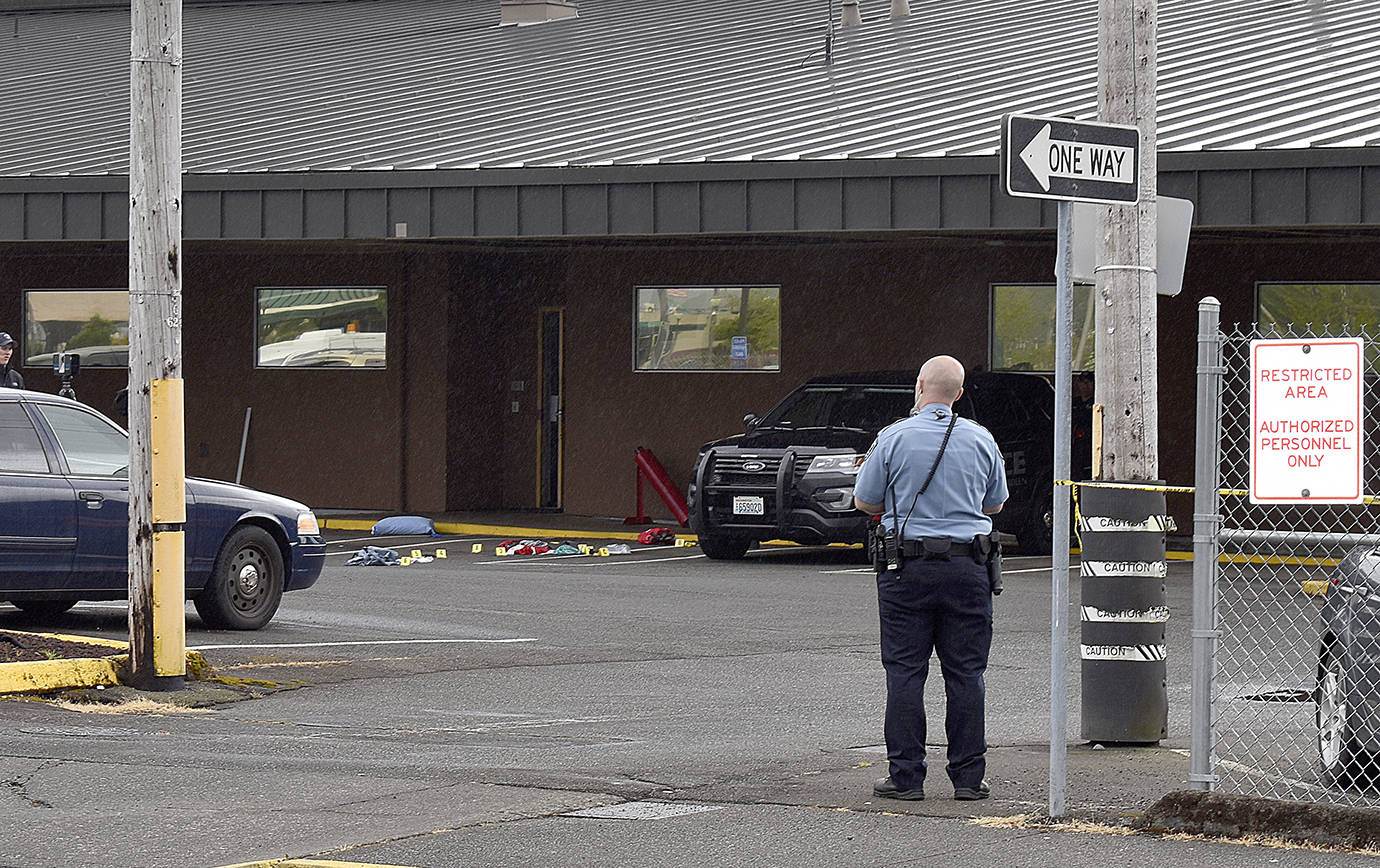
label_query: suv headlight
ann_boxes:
[297,511,321,536]
[805,453,864,475]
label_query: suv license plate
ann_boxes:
[733,495,765,516]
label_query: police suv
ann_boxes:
[687,371,1056,560]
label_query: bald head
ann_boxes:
[915,355,965,408]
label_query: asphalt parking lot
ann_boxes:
[5,526,1372,868]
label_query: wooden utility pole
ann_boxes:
[1095,0,1158,481]
[129,0,185,689]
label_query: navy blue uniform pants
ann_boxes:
[877,555,993,792]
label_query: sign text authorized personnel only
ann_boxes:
[1250,338,1364,504]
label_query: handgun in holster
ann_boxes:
[974,531,1003,596]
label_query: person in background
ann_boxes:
[0,333,24,388]
[1072,371,1094,480]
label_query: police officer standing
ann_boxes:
[853,355,1007,802]
[0,332,24,389]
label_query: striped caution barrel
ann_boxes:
[1079,483,1168,744]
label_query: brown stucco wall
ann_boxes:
[552,236,1056,520]
[3,230,1376,522]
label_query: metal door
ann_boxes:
[538,308,563,510]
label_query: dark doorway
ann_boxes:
[538,308,563,510]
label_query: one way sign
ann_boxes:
[1002,114,1141,205]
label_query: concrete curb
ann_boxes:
[1137,789,1380,851]
[217,860,418,868]
[0,629,211,696]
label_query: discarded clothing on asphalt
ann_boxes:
[637,527,676,545]
[549,543,582,555]
[604,543,632,555]
[499,538,553,555]
[346,545,402,566]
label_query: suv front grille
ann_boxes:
[708,453,783,486]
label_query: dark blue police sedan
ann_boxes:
[0,388,325,629]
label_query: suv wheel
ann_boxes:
[1016,497,1054,555]
[699,534,753,560]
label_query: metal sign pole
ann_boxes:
[1050,200,1074,818]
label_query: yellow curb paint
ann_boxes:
[0,655,122,694]
[0,635,212,696]
[319,517,680,542]
[4,629,128,649]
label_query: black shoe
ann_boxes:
[872,776,924,801]
[953,780,991,801]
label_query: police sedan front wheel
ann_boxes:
[194,525,285,630]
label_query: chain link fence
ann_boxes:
[1197,309,1380,806]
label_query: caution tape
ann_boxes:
[1055,479,1195,494]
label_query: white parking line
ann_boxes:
[189,637,538,650]
[820,564,1064,575]
[480,553,707,566]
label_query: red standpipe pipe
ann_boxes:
[634,447,690,526]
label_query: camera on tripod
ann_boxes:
[53,352,80,399]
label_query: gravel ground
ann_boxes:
[0,631,122,664]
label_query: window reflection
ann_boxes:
[991,283,1096,373]
[634,286,780,372]
[256,287,387,369]
[23,290,130,368]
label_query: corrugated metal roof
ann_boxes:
[0,0,1376,176]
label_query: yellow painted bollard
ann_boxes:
[151,530,185,677]
[150,378,186,678]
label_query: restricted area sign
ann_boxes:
[1250,338,1365,504]
[1002,113,1141,204]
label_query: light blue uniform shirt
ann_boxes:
[853,402,1008,542]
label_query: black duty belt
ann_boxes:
[900,539,979,558]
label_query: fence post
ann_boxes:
[1190,296,1223,791]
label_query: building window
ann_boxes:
[1258,283,1380,335]
[634,285,780,372]
[22,289,130,368]
[990,283,1096,372]
[256,287,387,368]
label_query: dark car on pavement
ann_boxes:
[1316,545,1380,783]
[0,388,325,629]
[687,370,1056,559]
